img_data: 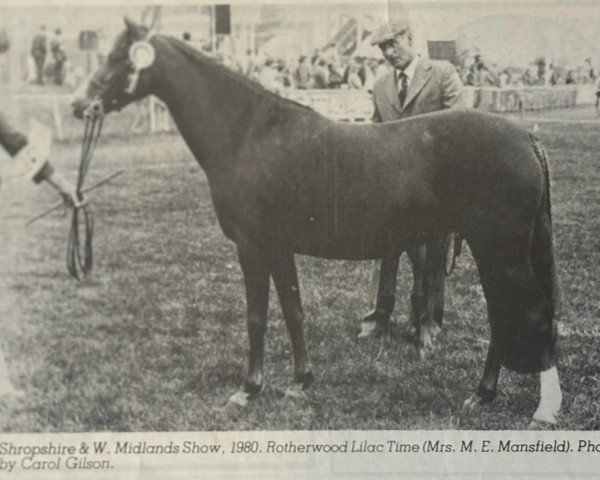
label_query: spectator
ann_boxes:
[294,55,312,89]
[277,62,293,90]
[30,25,47,85]
[321,42,339,67]
[310,48,320,66]
[258,59,279,91]
[535,57,546,85]
[499,68,509,87]
[477,62,499,87]
[565,70,575,85]
[595,75,600,117]
[328,63,343,88]
[522,68,536,86]
[312,59,329,89]
[584,58,595,82]
[50,28,67,85]
[346,63,363,89]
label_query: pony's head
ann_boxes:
[72,17,157,119]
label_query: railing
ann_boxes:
[465,85,579,113]
[286,85,583,122]
[285,89,374,122]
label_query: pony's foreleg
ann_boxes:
[359,255,399,338]
[271,252,313,399]
[407,246,425,330]
[468,228,561,425]
[424,236,447,327]
[228,245,270,407]
[408,244,444,359]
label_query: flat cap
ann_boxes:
[370,19,411,46]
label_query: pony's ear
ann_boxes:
[124,16,148,40]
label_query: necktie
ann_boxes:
[397,71,408,108]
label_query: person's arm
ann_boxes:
[371,89,382,123]
[441,62,468,109]
[0,113,82,206]
[14,143,82,207]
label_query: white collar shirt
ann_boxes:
[395,55,420,92]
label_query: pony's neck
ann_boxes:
[149,37,276,175]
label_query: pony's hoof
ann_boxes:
[358,320,378,338]
[462,394,481,412]
[417,343,434,361]
[531,410,558,427]
[358,310,388,339]
[285,384,309,402]
[227,390,251,408]
[528,417,557,430]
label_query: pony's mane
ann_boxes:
[162,35,314,113]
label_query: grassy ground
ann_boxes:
[0,112,598,432]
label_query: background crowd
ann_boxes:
[28,25,69,87]
[24,24,598,94]
[224,49,598,93]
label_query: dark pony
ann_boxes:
[72,19,562,426]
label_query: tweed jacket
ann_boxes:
[372,58,466,122]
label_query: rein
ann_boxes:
[66,104,104,281]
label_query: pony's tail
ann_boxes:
[529,134,560,320]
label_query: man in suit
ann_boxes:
[360,17,466,355]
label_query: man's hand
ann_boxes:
[45,172,86,208]
[60,188,86,209]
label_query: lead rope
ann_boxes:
[66,112,103,281]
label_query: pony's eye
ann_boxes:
[100,69,113,83]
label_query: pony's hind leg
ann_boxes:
[468,232,561,424]
[228,244,270,407]
[532,366,562,426]
[271,252,313,399]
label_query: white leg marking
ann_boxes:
[285,383,308,401]
[228,390,250,407]
[532,367,562,424]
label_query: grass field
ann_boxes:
[0,112,598,432]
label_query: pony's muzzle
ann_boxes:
[71,96,88,120]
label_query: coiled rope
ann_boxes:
[66,112,103,281]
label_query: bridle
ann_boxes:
[89,31,157,111]
[28,30,157,281]
[65,33,157,281]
